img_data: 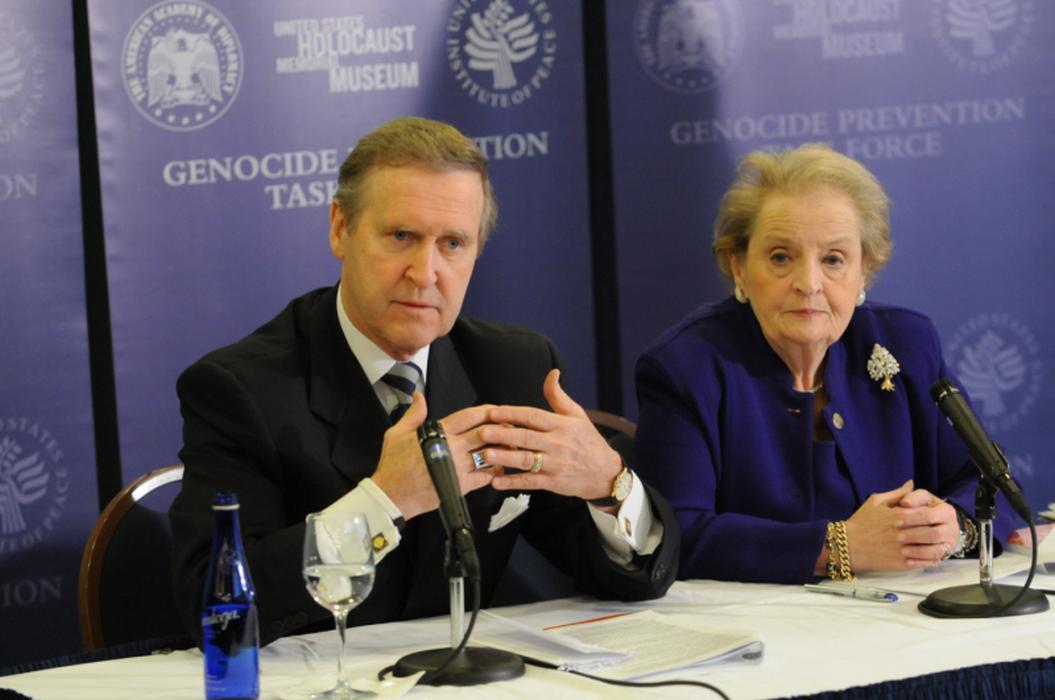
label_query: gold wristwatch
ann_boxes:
[588,463,632,507]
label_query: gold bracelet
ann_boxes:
[827,520,855,581]
[825,522,839,580]
[835,520,854,580]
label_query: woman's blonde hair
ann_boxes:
[712,143,892,284]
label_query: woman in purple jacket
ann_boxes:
[635,144,1009,583]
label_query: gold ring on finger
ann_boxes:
[531,452,543,473]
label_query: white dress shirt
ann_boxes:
[323,284,661,566]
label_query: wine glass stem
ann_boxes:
[334,610,349,687]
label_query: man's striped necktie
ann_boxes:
[380,361,424,422]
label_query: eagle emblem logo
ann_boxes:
[146,29,222,109]
[122,1,242,131]
[634,0,744,94]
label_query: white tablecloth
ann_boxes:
[6,558,1055,699]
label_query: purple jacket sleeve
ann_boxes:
[634,352,828,583]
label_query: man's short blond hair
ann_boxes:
[334,116,497,246]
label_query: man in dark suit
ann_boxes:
[170,117,678,646]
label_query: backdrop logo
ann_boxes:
[447,0,556,108]
[634,0,744,94]
[946,312,1042,433]
[1008,453,1034,479]
[122,0,243,131]
[930,0,1033,74]
[0,417,67,554]
[0,13,44,146]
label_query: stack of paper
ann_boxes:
[475,609,762,680]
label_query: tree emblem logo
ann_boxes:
[0,12,45,146]
[0,437,48,535]
[947,313,1042,433]
[958,330,1025,418]
[122,0,243,131]
[930,0,1033,74]
[465,0,539,90]
[447,0,556,108]
[0,418,68,553]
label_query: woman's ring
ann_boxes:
[531,452,543,473]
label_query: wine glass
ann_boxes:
[302,512,376,699]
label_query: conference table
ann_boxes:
[5,556,1055,699]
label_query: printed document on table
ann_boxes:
[475,610,629,672]
[477,609,762,680]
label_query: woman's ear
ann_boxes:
[729,252,746,294]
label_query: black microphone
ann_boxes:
[418,420,480,578]
[396,421,525,685]
[930,378,1030,522]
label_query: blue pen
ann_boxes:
[804,583,898,603]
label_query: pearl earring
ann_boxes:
[734,286,748,304]
[855,289,866,307]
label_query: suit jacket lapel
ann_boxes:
[826,334,891,506]
[306,287,391,485]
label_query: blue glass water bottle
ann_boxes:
[202,492,259,699]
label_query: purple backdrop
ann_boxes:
[0,0,98,668]
[609,1,1055,502]
[87,0,595,479]
[11,0,1053,669]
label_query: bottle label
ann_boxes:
[203,604,259,699]
[203,607,243,631]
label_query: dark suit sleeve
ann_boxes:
[170,360,328,646]
[520,484,679,601]
[515,338,679,601]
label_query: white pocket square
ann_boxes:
[488,494,530,532]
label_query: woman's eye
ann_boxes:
[444,238,463,250]
[392,230,409,241]
[824,254,845,266]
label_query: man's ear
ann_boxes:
[329,201,347,259]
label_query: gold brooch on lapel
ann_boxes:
[867,343,900,392]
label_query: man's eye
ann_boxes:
[770,252,789,264]
[392,230,409,241]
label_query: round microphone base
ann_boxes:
[393,646,525,686]
[918,583,1049,618]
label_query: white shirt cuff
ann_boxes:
[587,471,663,566]
[322,478,404,562]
